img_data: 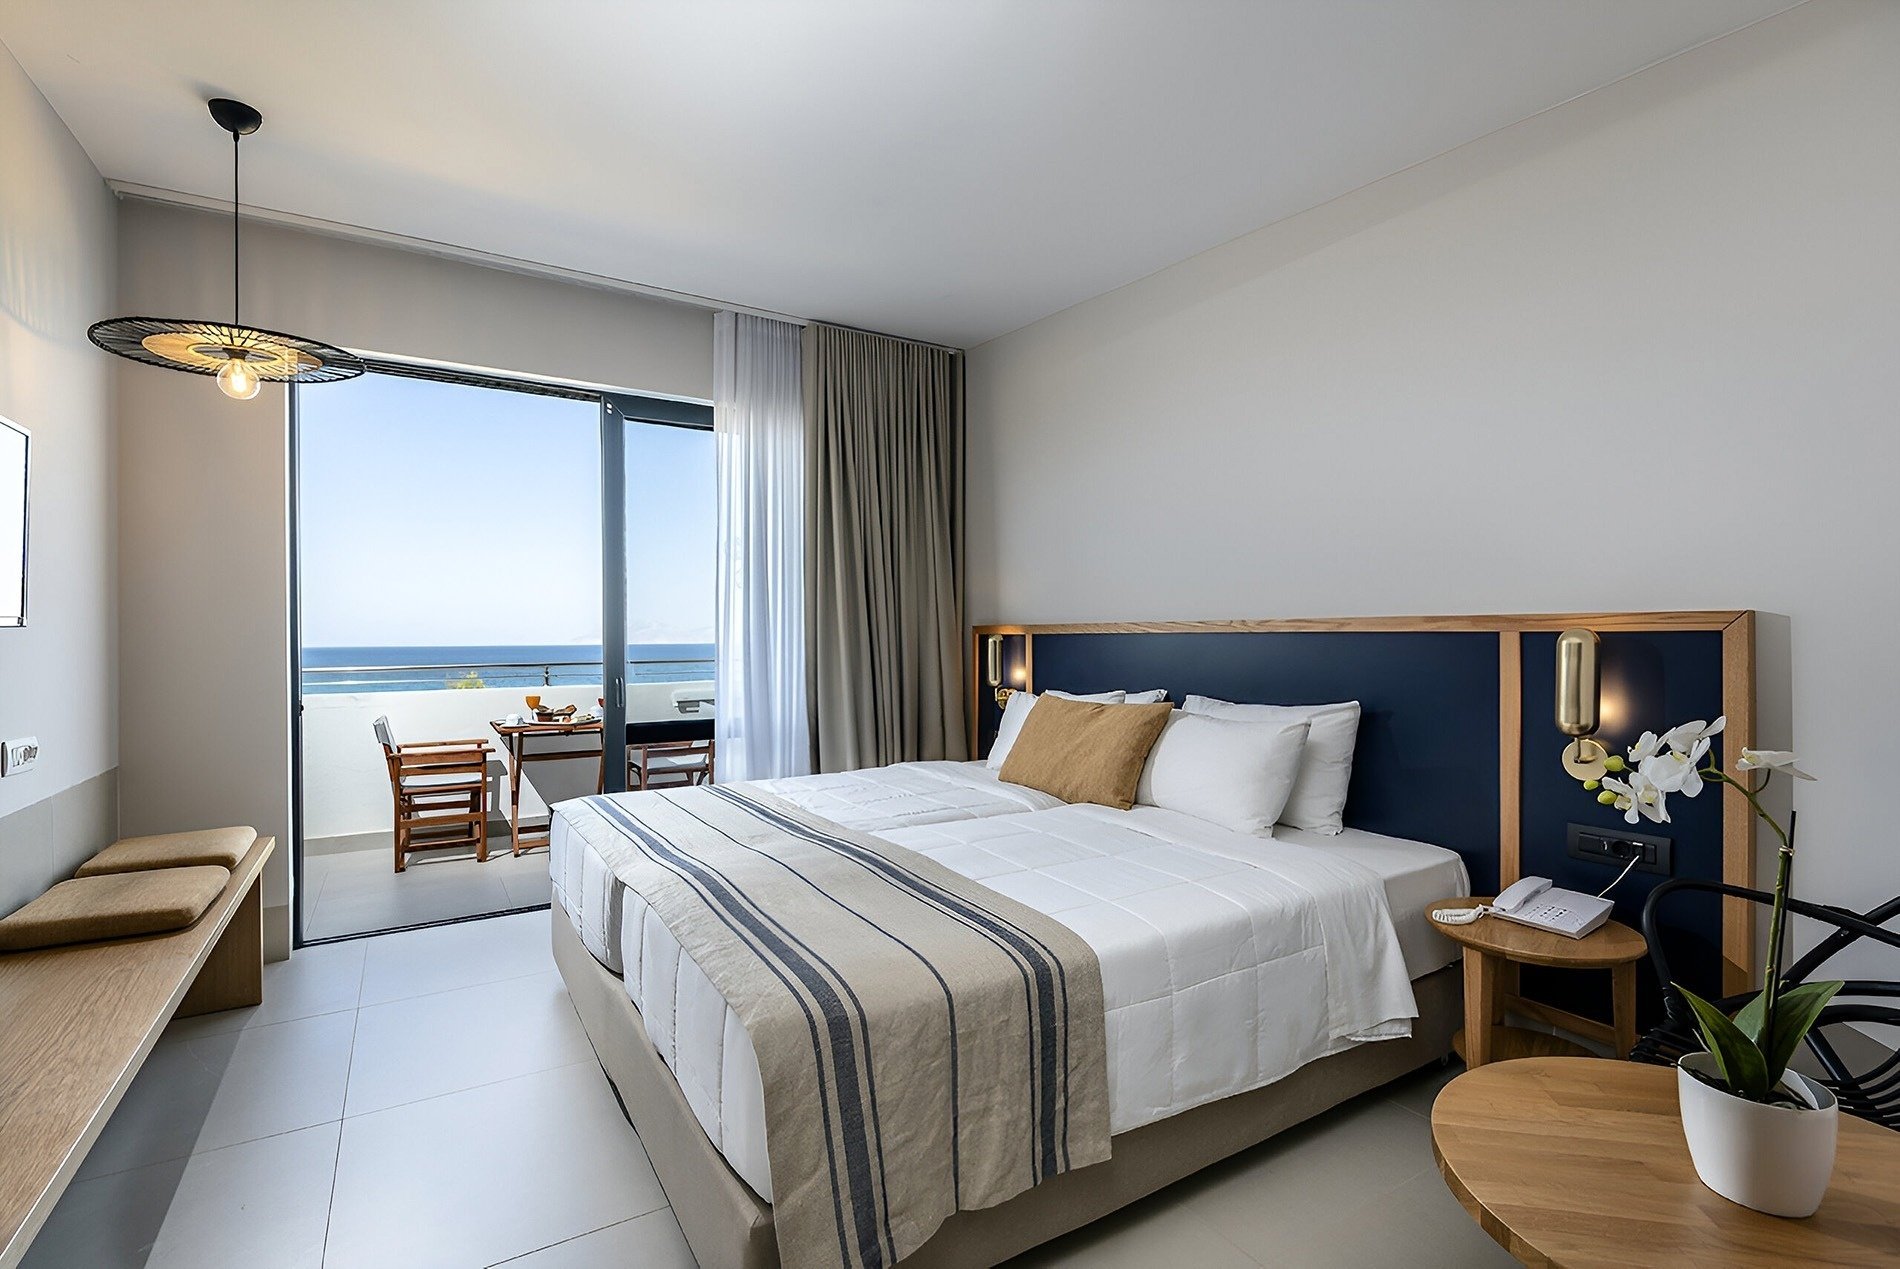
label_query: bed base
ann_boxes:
[553,910,1460,1268]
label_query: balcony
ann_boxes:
[299,657,711,940]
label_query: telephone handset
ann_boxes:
[1433,876,1614,939]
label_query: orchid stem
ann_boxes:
[1700,762,1795,1064]
[1760,828,1791,1057]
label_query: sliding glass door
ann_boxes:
[291,374,711,944]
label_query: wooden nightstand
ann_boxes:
[1427,896,1647,1067]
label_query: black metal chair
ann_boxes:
[1630,878,1900,1130]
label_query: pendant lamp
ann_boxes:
[89,98,364,399]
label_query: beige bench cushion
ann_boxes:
[75,826,257,877]
[0,867,231,951]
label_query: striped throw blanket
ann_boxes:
[580,784,1110,1269]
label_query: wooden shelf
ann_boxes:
[1427,897,1647,969]
[0,836,274,1269]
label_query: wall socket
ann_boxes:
[2,736,40,776]
[1566,821,1671,876]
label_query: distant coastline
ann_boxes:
[300,644,713,694]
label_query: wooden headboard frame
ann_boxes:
[971,611,1757,993]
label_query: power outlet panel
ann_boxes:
[1566,821,1671,876]
[2,736,40,776]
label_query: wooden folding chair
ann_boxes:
[627,737,716,791]
[373,715,494,872]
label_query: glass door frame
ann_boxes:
[599,391,716,796]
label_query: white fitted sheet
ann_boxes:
[566,790,1464,1203]
[549,761,1060,973]
[1274,825,1469,982]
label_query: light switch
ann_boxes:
[2,736,39,776]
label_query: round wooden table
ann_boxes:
[1432,1058,1900,1267]
[1428,897,1648,1066]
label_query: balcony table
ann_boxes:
[489,717,604,856]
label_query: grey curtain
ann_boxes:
[804,323,967,771]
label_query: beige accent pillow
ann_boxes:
[76,826,257,877]
[987,689,1128,769]
[0,866,231,951]
[997,697,1174,810]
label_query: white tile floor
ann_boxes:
[26,911,686,1269]
[26,910,1513,1268]
[302,843,553,940]
[1010,1067,1516,1269]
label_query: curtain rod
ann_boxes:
[807,320,962,356]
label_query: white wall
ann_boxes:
[115,200,714,951]
[967,3,1899,969]
[0,41,118,910]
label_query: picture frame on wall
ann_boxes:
[0,416,28,628]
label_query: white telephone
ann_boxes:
[1487,876,1613,939]
[1433,876,1614,939]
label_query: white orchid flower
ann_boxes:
[1737,749,1817,781]
[1601,772,1671,825]
[1628,731,1664,764]
[1639,750,1705,798]
[1662,717,1725,758]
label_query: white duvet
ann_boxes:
[553,765,1464,1203]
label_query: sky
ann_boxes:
[298,374,713,648]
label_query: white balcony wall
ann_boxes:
[302,680,711,848]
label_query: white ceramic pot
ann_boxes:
[1677,1051,1839,1217]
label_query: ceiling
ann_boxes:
[3,1,1797,347]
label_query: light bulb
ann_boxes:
[217,356,262,400]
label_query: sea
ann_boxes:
[300,644,714,694]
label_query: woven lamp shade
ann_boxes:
[87,317,363,385]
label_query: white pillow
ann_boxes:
[986,690,1125,769]
[1048,688,1167,703]
[1135,711,1310,835]
[1182,696,1361,834]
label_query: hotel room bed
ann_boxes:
[548,761,1466,1267]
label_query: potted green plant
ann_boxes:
[1580,717,1841,1217]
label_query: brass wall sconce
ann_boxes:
[985,634,1014,708]
[1556,627,1609,780]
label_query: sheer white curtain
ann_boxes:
[713,312,810,781]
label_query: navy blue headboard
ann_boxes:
[970,613,1756,1024]
[1029,630,1503,892]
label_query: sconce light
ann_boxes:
[1555,627,1609,780]
[985,634,1015,709]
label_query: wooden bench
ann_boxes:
[0,835,274,1268]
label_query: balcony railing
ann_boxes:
[300,657,714,694]
[299,671,714,845]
